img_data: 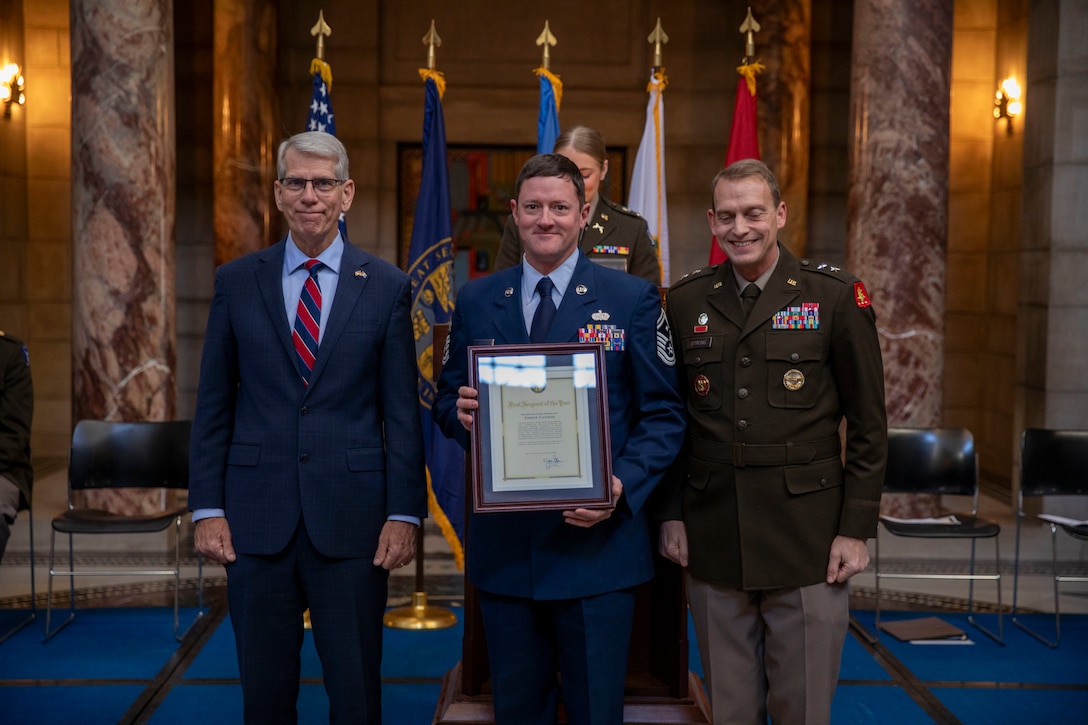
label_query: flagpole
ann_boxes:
[628,18,670,283]
[534,21,561,154]
[709,6,764,265]
[384,20,457,631]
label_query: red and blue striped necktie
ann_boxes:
[292,259,323,386]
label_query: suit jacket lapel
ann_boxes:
[549,254,598,343]
[706,266,746,331]
[490,267,530,344]
[255,240,297,365]
[308,243,369,387]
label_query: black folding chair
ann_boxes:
[874,427,1003,645]
[44,420,203,642]
[1012,428,1088,647]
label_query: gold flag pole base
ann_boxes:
[303,609,312,630]
[383,591,458,630]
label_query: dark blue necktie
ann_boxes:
[530,276,556,343]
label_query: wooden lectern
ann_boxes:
[430,324,710,724]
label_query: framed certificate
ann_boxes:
[468,343,613,513]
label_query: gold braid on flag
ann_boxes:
[425,468,464,570]
[310,58,333,88]
[418,68,447,100]
[533,67,563,112]
[646,69,668,93]
[736,60,765,95]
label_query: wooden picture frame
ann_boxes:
[468,343,613,513]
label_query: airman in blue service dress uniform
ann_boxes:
[495,193,660,282]
[435,153,685,725]
[658,160,887,725]
[493,125,661,283]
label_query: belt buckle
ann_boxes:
[733,443,746,468]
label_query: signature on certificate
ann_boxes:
[543,454,563,470]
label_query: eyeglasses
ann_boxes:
[278,177,346,194]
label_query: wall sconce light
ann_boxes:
[993,77,1022,135]
[1,63,26,119]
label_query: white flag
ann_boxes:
[627,71,669,284]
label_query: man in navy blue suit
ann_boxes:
[189,131,426,725]
[434,153,686,724]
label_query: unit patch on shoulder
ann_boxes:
[853,282,872,308]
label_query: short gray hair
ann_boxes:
[277,131,349,180]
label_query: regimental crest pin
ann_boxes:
[576,284,588,295]
[504,287,514,297]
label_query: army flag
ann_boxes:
[709,61,764,265]
[628,70,669,284]
[406,69,465,568]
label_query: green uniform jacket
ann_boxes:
[494,195,661,283]
[0,331,33,511]
[660,245,886,590]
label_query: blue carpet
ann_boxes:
[3,606,1086,724]
[1,685,147,725]
[933,687,1088,725]
[852,610,1088,684]
[0,607,201,680]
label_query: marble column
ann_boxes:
[71,0,176,512]
[757,0,811,256]
[847,0,953,517]
[213,0,278,265]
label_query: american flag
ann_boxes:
[304,59,346,239]
[306,63,336,135]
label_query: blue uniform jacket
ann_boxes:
[434,252,685,599]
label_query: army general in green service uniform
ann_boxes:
[657,160,887,725]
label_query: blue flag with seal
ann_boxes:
[305,57,348,241]
[407,69,465,568]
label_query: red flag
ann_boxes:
[709,62,764,265]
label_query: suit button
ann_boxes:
[300,453,309,463]
[738,388,749,399]
[301,406,309,416]
[737,420,749,431]
[791,353,800,362]
[740,356,752,368]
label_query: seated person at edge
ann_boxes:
[433,153,685,725]
[493,125,661,283]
